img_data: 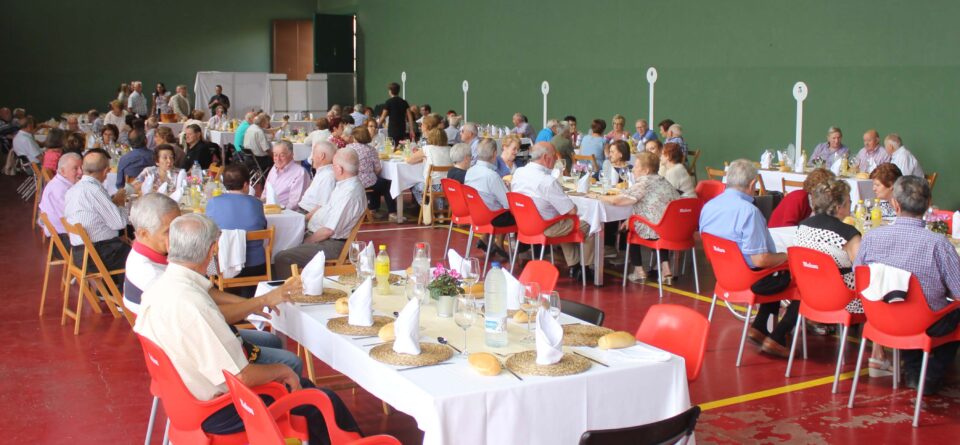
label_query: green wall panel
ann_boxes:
[320,0,960,207]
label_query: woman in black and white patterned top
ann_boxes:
[795,179,891,375]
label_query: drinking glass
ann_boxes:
[543,291,562,320]
[556,159,567,175]
[460,257,480,296]
[348,241,365,282]
[520,282,541,341]
[453,297,476,354]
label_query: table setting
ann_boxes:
[254,247,690,444]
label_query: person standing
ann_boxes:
[208,85,231,115]
[377,82,415,143]
[169,85,191,122]
[127,81,149,118]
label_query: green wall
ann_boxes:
[1,0,316,120]
[320,0,960,207]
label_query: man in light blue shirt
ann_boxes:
[535,119,558,143]
[699,159,796,357]
[465,139,516,258]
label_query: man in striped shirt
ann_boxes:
[64,149,130,283]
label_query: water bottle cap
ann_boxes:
[490,261,501,268]
[417,242,425,248]
[379,244,386,250]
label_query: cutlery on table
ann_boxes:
[437,336,461,354]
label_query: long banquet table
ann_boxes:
[757,169,875,202]
[256,280,691,445]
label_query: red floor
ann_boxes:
[5,174,959,444]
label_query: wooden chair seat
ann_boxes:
[60,218,133,334]
[38,213,71,318]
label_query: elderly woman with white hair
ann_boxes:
[809,126,848,167]
[447,142,472,183]
[663,123,689,157]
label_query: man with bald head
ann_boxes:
[275,147,368,279]
[64,150,131,280]
[298,141,337,214]
[39,152,83,246]
[853,129,891,173]
[511,141,596,283]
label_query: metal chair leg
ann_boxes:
[482,236,493,278]
[708,294,718,321]
[786,315,803,377]
[691,247,700,294]
[510,240,519,275]
[162,419,170,445]
[736,304,752,367]
[579,242,586,288]
[444,221,453,256]
[802,319,809,359]
[913,352,930,427]
[893,349,900,389]
[466,228,475,256]
[655,249,663,299]
[847,338,869,408]
[145,395,159,445]
[621,243,631,287]
[832,324,849,394]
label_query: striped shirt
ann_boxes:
[64,175,128,245]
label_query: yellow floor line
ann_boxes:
[700,369,869,411]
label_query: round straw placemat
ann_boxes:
[290,288,348,304]
[369,342,453,366]
[505,350,591,376]
[562,324,614,347]
[327,315,394,336]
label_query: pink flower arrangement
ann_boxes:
[428,263,462,299]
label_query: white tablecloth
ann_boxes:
[293,143,311,162]
[758,169,875,202]
[256,281,690,445]
[769,226,797,253]
[569,194,634,236]
[380,159,424,198]
[209,130,235,146]
[265,210,305,260]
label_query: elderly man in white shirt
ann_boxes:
[133,213,360,444]
[460,122,479,162]
[466,138,516,258]
[243,114,273,164]
[11,116,41,164]
[884,133,924,177]
[510,141,595,282]
[299,141,337,214]
[127,81,149,118]
[275,147,368,279]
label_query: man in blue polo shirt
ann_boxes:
[535,118,558,143]
[233,112,254,152]
[700,159,797,358]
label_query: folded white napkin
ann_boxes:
[156,182,168,195]
[168,183,183,203]
[141,174,155,194]
[392,297,421,355]
[829,157,843,175]
[576,174,590,193]
[535,307,564,365]
[605,344,673,362]
[264,182,278,205]
[359,243,375,277]
[861,263,911,303]
[217,229,247,279]
[502,269,522,311]
[175,169,187,189]
[348,277,374,326]
[761,150,773,169]
[301,250,326,295]
[447,249,464,274]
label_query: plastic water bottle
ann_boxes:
[411,242,431,286]
[375,245,391,293]
[484,262,508,347]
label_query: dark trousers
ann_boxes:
[903,309,960,386]
[229,263,268,298]
[367,176,397,213]
[254,155,274,173]
[71,237,130,286]
[491,210,516,227]
[53,233,70,261]
[202,378,361,445]
[752,300,800,346]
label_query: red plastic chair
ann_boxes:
[694,180,725,205]
[701,233,798,366]
[621,198,702,297]
[222,371,397,445]
[440,179,473,258]
[786,247,867,391]
[137,335,294,445]
[507,192,587,287]
[461,184,518,275]
[848,266,960,427]
[635,304,711,381]
[518,260,559,293]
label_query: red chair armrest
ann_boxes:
[267,389,362,442]
[628,214,657,231]
[251,382,290,400]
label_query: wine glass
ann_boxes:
[348,241,365,282]
[460,257,480,297]
[520,282,541,341]
[453,297,476,354]
[556,159,567,176]
[543,291,562,320]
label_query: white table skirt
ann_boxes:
[569,195,634,236]
[209,130,235,146]
[380,160,424,198]
[769,226,798,253]
[266,210,305,260]
[256,281,690,445]
[757,169,875,202]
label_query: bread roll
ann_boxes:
[597,331,636,350]
[856,172,870,179]
[378,322,395,342]
[334,297,349,315]
[513,310,530,323]
[468,353,502,376]
[467,283,484,296]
